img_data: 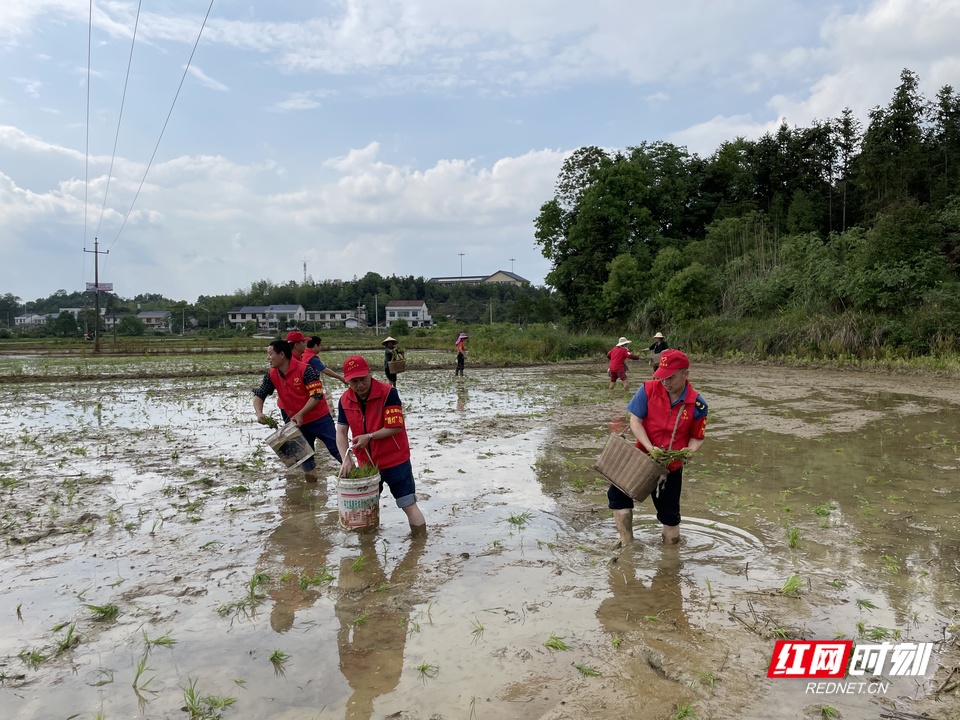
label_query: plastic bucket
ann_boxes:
[337,475,381,532]
[265,421,315,469]
[338,447,380,532]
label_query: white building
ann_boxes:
[227,305,306,331]
[385,300,432,328]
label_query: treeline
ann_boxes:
[3,275,558,336]
[535,69,960,355]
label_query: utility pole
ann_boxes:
[458,252,465,278]
[510,258,516,273]
[374,294,379,336]
[303,258,307,284]
[83,238,109,354]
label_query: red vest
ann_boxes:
[639,379,699,471]
[340,378,410,471]
[269,358,328,424]
[301,348,316,363]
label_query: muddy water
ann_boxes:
[1,362,959,719]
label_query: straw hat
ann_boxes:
[381,336,398,345]
[653,332,664,339]
[616,337,631,346]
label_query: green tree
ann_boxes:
[116,315,146,336]
[50,311,80,337]
[390,319,410,336]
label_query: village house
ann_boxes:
[385,300,432,328]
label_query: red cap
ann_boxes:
[653,349,690,379]
[285,331,307,343]
[343,355,370,381]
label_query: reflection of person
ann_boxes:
[336,536,426,720]
[456,382,469,411]
[609,350,708,545]
[336,356,427,534]
[253,339,343,482]
[290,332,347,385]
[644,332,669,373]
[455,332,468,376]
[263,484,334,634]
[607,336,640,391]
[597,546,687,634]
[382,336,402,387]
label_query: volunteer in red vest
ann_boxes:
[335,355,426,535]
[609,349,708,546]
[288,331,346,385]
[253,339,342,482]
[606,336,640,391]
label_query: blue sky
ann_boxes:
[2,0,960,303]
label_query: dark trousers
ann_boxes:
[606,467,683,527]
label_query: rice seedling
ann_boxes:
[469,694,478,720]
[544,634,571,651]
[574,663,601,677]
[142,631,176,652]
[881,555,899,574]
[826,579,846,589]
[855,599,878,611]
[54,623,79,656]
[351,554,368,572]
[247,572,270,598]
[505,510,534,530]
[867,626,890,641]
[132,655,154,691]
[856,620,867,637]
[786,526,800,549]
[772,627,788,639]
[352,613,371,627]
[704,578,714,601]
[19,648,46,669]
[820,706,839,719]
[693,670,716,690]
[811,502,836,517]
[407,621,421,635]
[85,603,120,622]
[779,575,803,597]
[672,701,697,719]
[269,649,290,675]
[416,662,439,680]
[299,568,335,589]
[612,635,622,649]
[470,617,485,644]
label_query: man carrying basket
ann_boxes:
[608,350,708,546]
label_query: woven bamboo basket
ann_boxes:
[595,429,665,502]
[388,358,407,374]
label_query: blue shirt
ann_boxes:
[627,383,708,420]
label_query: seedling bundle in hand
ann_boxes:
[650,447,693,464]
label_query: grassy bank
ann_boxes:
[4,319,960,376]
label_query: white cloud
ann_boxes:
[186,66,228,92]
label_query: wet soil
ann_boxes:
[1,360,959,719]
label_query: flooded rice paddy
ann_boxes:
[1,354,959,719]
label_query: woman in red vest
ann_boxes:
[335,356,426,535]
[253,340,341,482]
[608,350,708,546]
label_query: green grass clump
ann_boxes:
[544,634,571,651]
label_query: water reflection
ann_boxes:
[456,380,469,411]
[336,535,426,720]
[597,546,687,634]
[260,485,334,633]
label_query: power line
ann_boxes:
[108,0,216,251]
[95,0,143,240]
